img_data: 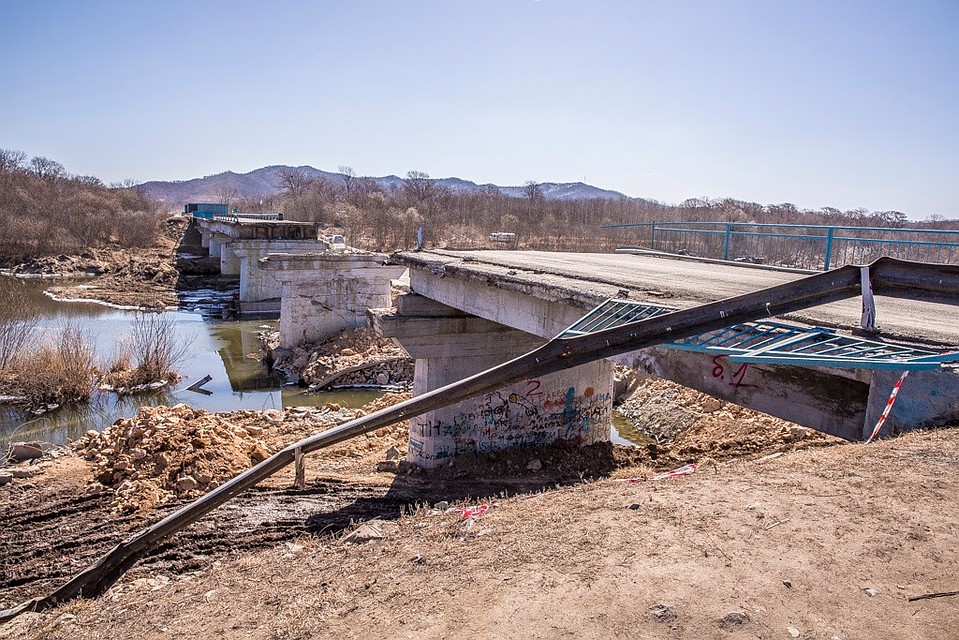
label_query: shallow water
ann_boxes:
[0,277,382,444]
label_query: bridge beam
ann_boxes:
[262,253,405,350]
[373,294,614,468]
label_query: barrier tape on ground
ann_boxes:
[459,504,489,519]
[865,371,910,444]
[618,463,698,483]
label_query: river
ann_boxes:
[0,277,380,445]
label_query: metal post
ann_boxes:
[649,223,656,250]
[823,227,835,270]
[294,447,305,489]
[859,266,877,333]
[723,223,732,261]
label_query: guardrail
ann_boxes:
[211,212,283,222]
[603,221,959,270]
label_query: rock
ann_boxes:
[783,579,793,588]
[526,458,543,471]
[434,501,449,510]
[864,587,880,597]
[649,603,675,622]
[8,442,44,462]
[176,476,198,492]
[702,397,723,413]
[626,503,642,510]
[720,611,749,628]
[375,460,399,473]
[342,522,383,544]
[53,613,78,627]
[0,471,12,486]
[248,443,270,462]
[787,626,801,638]
[375,372,390,385]
[385,446,401,461]
[9,467,38,479]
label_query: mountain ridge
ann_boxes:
[137,165,633,207]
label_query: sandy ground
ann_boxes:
[2,394,957,639]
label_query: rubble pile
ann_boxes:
[617,377,840,462]
[271,327,413,389]
[74,404,272,514]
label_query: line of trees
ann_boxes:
[246,167,956,253]
[0,149,161,265]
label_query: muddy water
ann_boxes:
[0,277,380,444]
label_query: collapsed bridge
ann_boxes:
[3,256,959,620]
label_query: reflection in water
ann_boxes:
[610,411,650,447]
[0,276,386,444]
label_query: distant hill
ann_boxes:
[137,165,631,209]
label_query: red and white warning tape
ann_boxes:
[618,463,698,483]
[865,371,909,444]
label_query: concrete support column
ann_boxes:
[208,234,225,261]
[374,294,614,468]
[219,241,241,276]
[263,252,406,349]
[199,228,211,250]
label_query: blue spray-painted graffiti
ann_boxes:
[409,377,612,463]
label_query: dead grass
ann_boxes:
[5,324,96,408]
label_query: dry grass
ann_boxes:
[101,313,192,391]
[6,324,96,408]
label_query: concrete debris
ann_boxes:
[7,441,44,463]
[343,521,384,544]
[8,467,39,479]
[526,458,543,471]
[268,327,413,389]
[864,587,880,597]
[787,626,801,638]
[649,603,675,622]
[74,404,274,514]
[720,611,749,628]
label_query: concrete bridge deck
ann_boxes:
[377,249,959,454]
[391,249,959,347]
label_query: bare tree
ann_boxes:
[523,180,543,202]
[404,170,437,204]
[212,185,239,210]
[0,149,27,174]
[277,168,314,200]
[338,165,357,195]
[29,156,66,182]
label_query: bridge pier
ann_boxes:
[262,253,405,349]
[231,240,332,312]
[374,294,614,468]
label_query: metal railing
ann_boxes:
[604,221,959,271]
[210,212,283,222]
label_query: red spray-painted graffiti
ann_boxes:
[710,355,757,389]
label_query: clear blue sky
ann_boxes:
[1,0,957,218]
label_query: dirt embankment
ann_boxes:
[2,388,958,639]
[10,217,215,309]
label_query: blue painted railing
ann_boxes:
[603,221,959,271]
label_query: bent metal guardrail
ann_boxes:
[3,257,959,621]
[603,221,959,271]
